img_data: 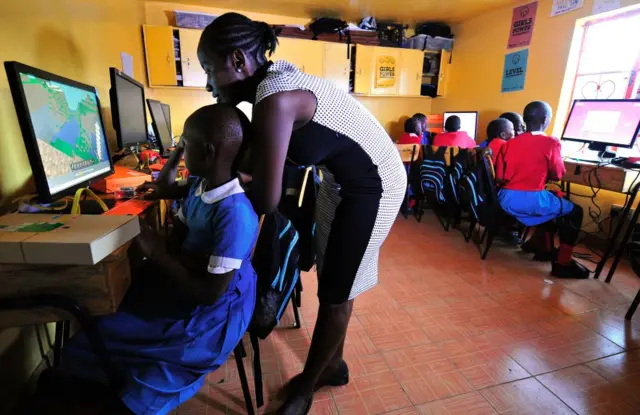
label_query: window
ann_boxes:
[570,12,640,103]
[558,9,640,159]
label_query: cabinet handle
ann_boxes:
[186,57,191,67]
[302,65,306,72]
[166,54,171,64]
[356,69,362,76]
[416,73,419,81]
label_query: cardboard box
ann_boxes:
[91,165,151,194]
[0,214,140,265]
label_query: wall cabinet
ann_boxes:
[399,49,424,96]
[178,28,207,87]
[142,25,439,98]
[143,25,177,86]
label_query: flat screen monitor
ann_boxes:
[109,68,147,149]
[147,99,173,154]
[161,102,171,137]
[4,61,114,202]
[562,99,640,148]
[444,111,479,140]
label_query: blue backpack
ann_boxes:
[459,154,497,227]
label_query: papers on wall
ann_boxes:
[120,52,134,78]
[508,2,538,49]
[502,49,529,93]
[551,0,584,16]
[592,0,621,15]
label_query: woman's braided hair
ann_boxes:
[199,13,278,64]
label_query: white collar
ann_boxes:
[530,131,545,135]
[196,178,244,204]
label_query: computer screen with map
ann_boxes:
[4,62,113,202]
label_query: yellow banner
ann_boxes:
[376,55,396,88]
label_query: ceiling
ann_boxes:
[158,0,515,24]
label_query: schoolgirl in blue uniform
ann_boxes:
[60,104,258,414]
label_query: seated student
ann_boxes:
[499,111,526,136]
[486,118,515,163]
[398,117,423,145]
[495,101,588,279]
[412,113,430,145]
[57,104,259,414]
[433,115,476,149]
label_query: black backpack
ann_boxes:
[420,146,449,204]
[279,164,320,272]
[459,155,498,227]
[250,211,301,339]
[309,17,348,39]
[443,148,472,207]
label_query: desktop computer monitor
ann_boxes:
[4,61,114,202]
[161,102,172,137]
[109,68,147,149]
[444,111,479,140]
[147,99,173,155]
[562,99,640,149]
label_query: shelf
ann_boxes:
[149,85,207,91]
[351,93,431,98]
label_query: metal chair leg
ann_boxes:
[291,292,302,329]
[234,343,255,415]
[295,279,302,308]
[626,289,640,320]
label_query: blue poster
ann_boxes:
[501,49,529,93]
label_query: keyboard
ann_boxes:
[103,198,154,216]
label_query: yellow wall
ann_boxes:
[433,0,640,230]
[0,0,146,207]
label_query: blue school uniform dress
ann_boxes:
[61,178,258,415]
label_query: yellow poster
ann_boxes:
[376,55,396,88]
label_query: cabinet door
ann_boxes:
[143,25,177,86]
[270,37,304,69]
[437,50,452,97]
[370,47,401,95]
[300,41,324,77]
[323,42,351,91]
[179,28,206,88]
[354,45,375,94]
[399,49,424,96]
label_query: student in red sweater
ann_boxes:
[398,117,423,145]
[486,118,515,163]
[433,115,476,149]
[495,101,588,279]
[499,112,526,136]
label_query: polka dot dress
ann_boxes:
[256,60,406,302]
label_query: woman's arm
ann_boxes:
[251,92,301,214]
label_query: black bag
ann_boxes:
[309,17,348,39]
[420,146,449,204]
[415,22,453,39]
[377,22,406,47]
[250,211,301,339]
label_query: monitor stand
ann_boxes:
[588,143,616,160]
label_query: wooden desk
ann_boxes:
[563,160,639,193]
[562,160,640,288]
[0,244,131,329]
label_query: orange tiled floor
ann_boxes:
[173,214,640,415]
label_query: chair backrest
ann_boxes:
[397,144,420,163]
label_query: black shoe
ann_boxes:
[533,249,558,262]
[551,260,590,279]
[315,360,349,390]
[521,239,537,253]
[283,360,349,397]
